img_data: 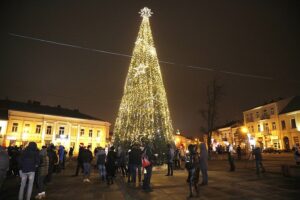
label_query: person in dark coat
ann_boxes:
[106,146,117,185]
[35,146,49,199]
[0,146,9,190]
[82,146,93,182]
[69,147,74,160]
[227,144,235,172]
[129,144,142,183]
[252,147,265,175]
[185,144,200,198]
[46,144,57,183]
[74,145,84,176]
[18,142,40,200]
[166,144,175,176]
[236,145,242,160]
[142,141,155,192]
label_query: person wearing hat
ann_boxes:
[0,146,9,190]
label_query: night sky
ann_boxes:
[1,0,300,137]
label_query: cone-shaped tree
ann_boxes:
[113,7,174,150]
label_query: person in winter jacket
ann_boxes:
[57,145,65,172]
[0,146,9,190]
[142,141,155,192]
[129,143,142,183]
[294,146,300,165]
[252,146,265,175]
[82,146,93,182]
[227,144,235,172]
[106,146,117,185]
[185,144,200,198]
[46,144,57,183]
[166,144,175,176]
[74,145,84,176]
[35,146,49,199]
[96,147,106,181]
[18,142,40,200]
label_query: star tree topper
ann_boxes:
[139,7,153,18]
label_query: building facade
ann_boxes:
[0,100,110,154]
[243,96,300,150]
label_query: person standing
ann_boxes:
[227,144,235,172]
[253,146,265,175]
[46,144,57,183]
[166,144,175,176]
[185,144,200,197]
[142,141,154,192]
[35,146,49,199]
[82,146,93,183]
[106,146,117,185]
[18,142,40,200]
[0,146,9,190]
[129,144,142,183]
[96,147,107,181]
[69,146,74,160]
[199,143,208,185]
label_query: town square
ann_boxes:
[0,1,300,199]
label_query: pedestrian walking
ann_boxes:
[199,143,208,185]
[82,145,93,183]
[165,144,174,176]
[252,146,266,175]
[74,145,84,176]
[227,144,235,172]
[69,146,74,160]
[185,144,200,197]
[96,147,107,181]
[18,142,40,200]
[35,146,49,199]
[0,146,9,191]
[174,148,181,169]
[57,145,65,172]
[106,146,117,185]
[129,143,142,184]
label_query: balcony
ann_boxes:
[260,113,270,120]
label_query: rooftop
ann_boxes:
[0,99,105,121]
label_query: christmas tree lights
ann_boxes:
[113,7,174,148]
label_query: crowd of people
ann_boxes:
[1,141,300,199]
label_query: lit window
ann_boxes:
[36,125,41,133]
[281,120,286,130]
[46,126,52,135]
[270,108,274,115]
[272,122,276,130]
[89,130,93,137]
[59,127,65,135]
[258,124,261,132]
[291,119,296,129]
[12,123,18,132]
[265,123,269,132]
[97,130,101,137]
[80,129,84,136]
[24,124,30,133]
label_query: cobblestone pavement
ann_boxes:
[1,153,299,200]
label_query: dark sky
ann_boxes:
[1,0,300,137]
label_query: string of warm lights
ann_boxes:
[113,7,174,147]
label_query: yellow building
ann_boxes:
[0,99,110,154]
[243,96,300,150]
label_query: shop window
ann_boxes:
[46,126,52,135]
[36,125,41,133]
[59,127,65,135]
[80,129,84,136]
[89,130,93,137]
[12,123,18,132]
[291,119,296,129]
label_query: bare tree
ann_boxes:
[200,79,223,158]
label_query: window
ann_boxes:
[291,119,297,129]
[12,123,18,132]
[46,126,52,135]
[36,125,41,133]
[281,120,286,130]
[0,126,2,133]
[264,110,267,115]
[24,124,30,133]
[293,136,299,146]
[97,130,101,137]
[59,127,65,135]
[258,124,261,132]
[270,108,274,115]
[80,129,84,136]
[265,123,269,132]
[256,112,259,118]
[89,130,93,137]
[272,122,276,130]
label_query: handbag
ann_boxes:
[142,157,151,168]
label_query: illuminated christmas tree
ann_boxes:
[113,7,174,150]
